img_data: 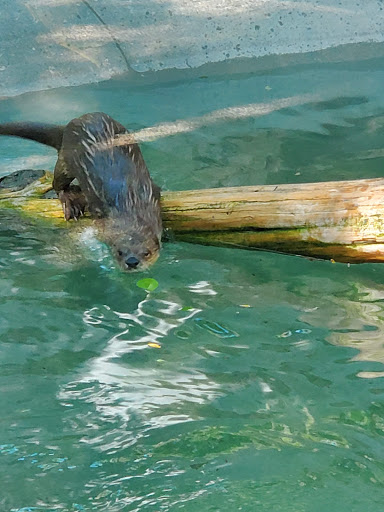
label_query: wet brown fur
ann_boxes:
[0,112,162,271]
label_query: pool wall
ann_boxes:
[1,0,384,96]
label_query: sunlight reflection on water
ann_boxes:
[60,297,221,431]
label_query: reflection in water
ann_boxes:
[113,94,317,144]
[296,279,384,377]
[0,154,54,175]
[60,297,221,431]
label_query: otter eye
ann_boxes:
[117,250,123,257]
[143,250,151,258]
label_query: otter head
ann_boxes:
[112,231,161,271]
[99,214,162,272]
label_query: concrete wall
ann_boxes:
[1,0,384,96]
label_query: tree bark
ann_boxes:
[161,178,384,263]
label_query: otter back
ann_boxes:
[59,112,159,217]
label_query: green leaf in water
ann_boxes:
[136,278,159,291]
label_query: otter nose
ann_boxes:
[125,256,140,269]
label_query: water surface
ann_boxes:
[1,55,384,511]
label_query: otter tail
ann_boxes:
[0,122,64,150]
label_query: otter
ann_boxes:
[0,112,162,271]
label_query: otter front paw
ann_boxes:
[58,187,87,221]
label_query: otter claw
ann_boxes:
[59,188,87,221]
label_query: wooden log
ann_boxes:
[1,171,384,263]
[161,178,384,263]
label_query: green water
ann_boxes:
[2,56,384,511]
